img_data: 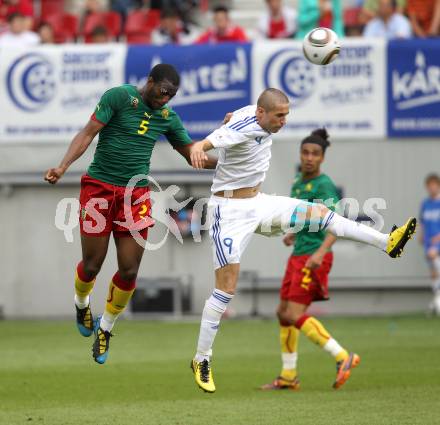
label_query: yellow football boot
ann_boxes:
[386,217,417,258]
[191,359,216,393]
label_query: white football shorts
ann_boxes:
[208,193,313,269]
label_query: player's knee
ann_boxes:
[81,260,102,279]
[219,283,236,295]
[215,266,238,294]
[278,309,295,326]
[309,203,329,219]
[117,267,139,283]
[276,305,286,320]
[290,310,303,323]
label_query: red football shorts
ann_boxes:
[280,252,333,305]
[79,174,154,239]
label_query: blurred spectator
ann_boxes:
[296,0,344,39]
[420,173,440,316]
[196,5,247,43]
[151,8,198,44]
[37,21,55,44]
[363,0,411,38]
[110,0,134,22]
[344,5,364,36]
[0,0,34,30]
[359,0,406,25]
[407,0,440,37]
[256,0,297,39]
[144,0,201,28]
[0,11,39,47]
[90,25,109,42]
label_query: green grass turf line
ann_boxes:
[0,316,439,425]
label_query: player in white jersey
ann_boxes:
[189,88,417,393]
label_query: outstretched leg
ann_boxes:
[294,203,416,258]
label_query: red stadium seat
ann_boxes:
[124,9,160,44]
[82,11,122,42]
[41,13,79,43]
[40,0,64,21]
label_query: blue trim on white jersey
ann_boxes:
[234,116,257,131]
[228,115,256,130]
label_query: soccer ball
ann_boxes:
[302,27,341,66]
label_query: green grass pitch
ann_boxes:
[1,316,440,425]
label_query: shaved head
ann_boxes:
[257,88,289,111]
[255,88,290,133]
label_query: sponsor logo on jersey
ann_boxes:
[255,136,263,144]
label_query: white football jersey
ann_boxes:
[207,105,272,193]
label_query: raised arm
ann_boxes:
[44,119,104,184]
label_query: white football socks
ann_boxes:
[74,294,89,310]
[323,211,388,251]
[282,352,298,370]
[323,338,345,359]
[195,289,233,362]
[100,311,117,332]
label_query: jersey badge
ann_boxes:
[255,136,263,144]
[130,96,139,108]
[305,183,313,191]
[161,108,169,119]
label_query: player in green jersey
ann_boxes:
[261,128,360,391]
[45,64,216,364]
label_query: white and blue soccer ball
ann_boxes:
[302,27,341,66]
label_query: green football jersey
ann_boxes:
[87,84,192,187]
[291,173,340,256]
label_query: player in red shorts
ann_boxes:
[45,64,216,364]
[261,128,360,391]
